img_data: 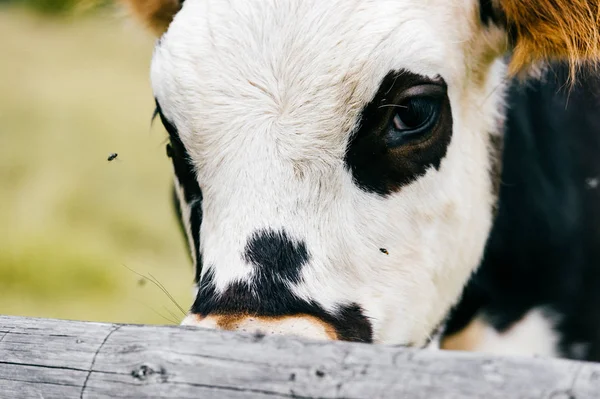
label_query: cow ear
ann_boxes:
[489,0,600,79]
[120,0,183,36]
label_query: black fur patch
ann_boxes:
[191,268,373,343]
[189,202,203,283]
[344,70,453,196]
[156,100,204,280]
[489,132,505,216]
[244,230,309,284]
[445,62,600,361]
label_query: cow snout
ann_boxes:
[181,313,339,341]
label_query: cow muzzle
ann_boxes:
[181,313,339,341]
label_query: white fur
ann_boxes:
[469,309,561,358]
[152,0,508,346]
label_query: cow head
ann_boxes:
[122,0,599,345]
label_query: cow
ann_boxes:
[121,0,600,360]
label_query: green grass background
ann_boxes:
[0,3,193,325]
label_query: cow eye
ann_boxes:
[386,86,444,147]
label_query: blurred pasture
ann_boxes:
[0,2,193,324]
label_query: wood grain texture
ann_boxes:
[1,315,599,399]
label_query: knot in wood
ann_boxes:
[131,364,168,383]
[131,365,152,380]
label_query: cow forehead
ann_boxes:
[151,0,476,141]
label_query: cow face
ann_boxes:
[123,0,600,345]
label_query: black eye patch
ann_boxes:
[344,70,453,196]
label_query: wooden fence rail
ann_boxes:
[1,315,599,398]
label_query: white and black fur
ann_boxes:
[141,0,600,359]
[445,63,600,361]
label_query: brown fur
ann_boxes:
[499,0,600,80]
[213,314,339,340]
[122,0,600,81]
[120,0,181,36]
[441,317,487,351]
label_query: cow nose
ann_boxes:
[181,313,339,341]
[183,231,372,342]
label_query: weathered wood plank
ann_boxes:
[0,363,84,399]
[0,318,114,369]
[0,315,599,399]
